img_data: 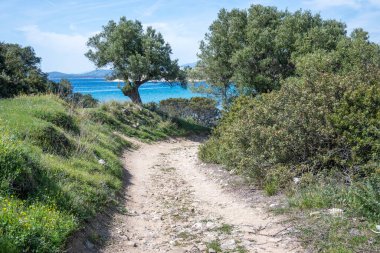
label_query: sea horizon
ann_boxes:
[49,78,208,103]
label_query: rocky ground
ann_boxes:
[68,137,302,253]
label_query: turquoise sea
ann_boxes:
[50,78,207,103]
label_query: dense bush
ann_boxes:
[0,43,49,98]
[48,79,99,108]
[158,97,220,127]
[200,33,380,187]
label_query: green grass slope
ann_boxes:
[0,95,197,253]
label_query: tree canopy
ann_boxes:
[197,8,247,107]
[86,17,183,104]
[0,43,49,98]
[200,17,380,186]
[197,5,348,106]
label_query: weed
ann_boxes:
[215,223,233,235]
[207,240,221,252]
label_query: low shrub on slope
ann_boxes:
[0,95,191,252]
[199,26,380,252]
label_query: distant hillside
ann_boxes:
[181,62,197,68]
[48,69,113,79]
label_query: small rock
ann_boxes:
[192,222,203,231]
[98,159,106,165]
[198,244,207,251]
[376,225,380,232]
[126,241,137,247]
[221,239,236,250]
[309,211,321,217]
[328,208,343,217]
[349,228,360,236]
[269,203,279,208]
[206,222,216,230]
[208,249,217,253]
[152,215,161,221]
[293,177,300,184]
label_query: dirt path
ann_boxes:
[69,137,302,253]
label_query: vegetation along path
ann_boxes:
[70,137,302,253]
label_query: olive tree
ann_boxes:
[86,17,183,104]
[197,8,247,107]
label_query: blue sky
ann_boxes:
[1,0,380,73]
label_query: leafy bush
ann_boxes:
[0,43,49,98]
[47,79,73,98]
[159,97,220,127]
[47,79,99,108]
[67,93,98,108]
[200,35,380,186]
[0,196,76,253]
[0,135,37,196]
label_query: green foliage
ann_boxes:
[198,5,347,107]
[158,97,220,127]
[0,43,49,98]
[47,79,99,108]
[331,84,380,166]
[86,17,182,103]
[200,32,380,192]
[0,135,37,196]
[47,79,73,98]
[66,93,98,108]
[89,101,188,141]
[286,174,380,252]
[0,94,194,252]
[198,8,247,107]
[0,197,76,253]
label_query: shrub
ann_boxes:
[159,97,220,127]
[0,196,76,253]
[66,93,98,108]
[0,134,37,196]
[200,50,380,186]
[47,79,73,98]
[0,43,49,98]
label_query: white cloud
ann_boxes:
[18,25,94,73]
[346,10,380,42]
[303,0,362,10]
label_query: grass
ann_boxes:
[277,175,380,252]
[0,94,205,252]
[207,240,222,252]
[215,223,233,235]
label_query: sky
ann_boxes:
[1,0,380,73]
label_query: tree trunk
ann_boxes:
[121,81,144,104]
[221,84,228,108]
[128,86,142,104]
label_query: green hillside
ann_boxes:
[0,95,195,252]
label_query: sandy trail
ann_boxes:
[71,137,302,253]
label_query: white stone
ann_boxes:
[192,222,203,231]
[221,239,236,250]
[98,159,106,165]
[328,208,343,216]
[206,222,216,230]
[309,211,321,217]
[293,177,301,184]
